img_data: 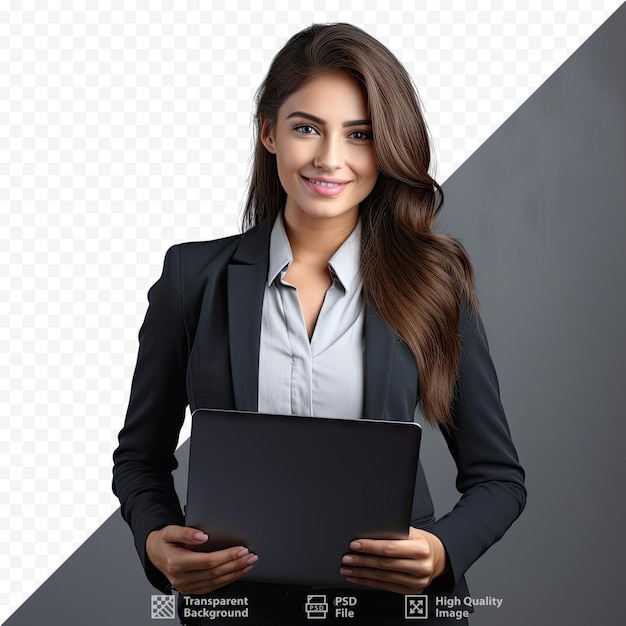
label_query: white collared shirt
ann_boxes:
[257,214,365,419]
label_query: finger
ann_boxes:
[167,544,257,577]
[340,550,430,596]
[174,550,259,586]
[177,564,256,595]
[349,538,429,559]
[341,559,428,594]
[160,525,211,546]
[341,552,432,577]
[173,552,259,595]
[341,561,427,587]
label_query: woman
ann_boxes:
[113,23,526,625]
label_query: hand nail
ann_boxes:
[193,532,208,541]
[340,568,353,575]
[342,555,354,564]
[236,548,250,558]
[246,554,259,565]
[350,541,362,550]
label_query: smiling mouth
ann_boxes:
[304,177,350,186]
[301,176,351,197]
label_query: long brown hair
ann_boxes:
[243,23,476,427]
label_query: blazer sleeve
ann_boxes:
[423,306,527,592]
[112,245,188,593]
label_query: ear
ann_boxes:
[260,115,277,154]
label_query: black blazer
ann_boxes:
[112,218,526,598]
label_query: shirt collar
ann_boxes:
[328,220,361,293]
[267,213,294,286]
[267,213,361,293]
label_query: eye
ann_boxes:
[293,124,318,135]
[349,130,373,141]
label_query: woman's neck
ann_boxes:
[282,204,358,268]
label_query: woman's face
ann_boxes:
[261,71,378,229]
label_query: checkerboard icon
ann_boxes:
[404,595,428,619]
[151,594,176,619]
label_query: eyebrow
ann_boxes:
[286,111,372,127]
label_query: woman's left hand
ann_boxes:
[340,527,448,594]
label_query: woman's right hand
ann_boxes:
[146,525,259,595]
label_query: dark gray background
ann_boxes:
[4,4,625,625]
[422,4,626,623]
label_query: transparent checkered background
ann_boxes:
[1,0,622,620]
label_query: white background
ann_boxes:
[1,1,623,621]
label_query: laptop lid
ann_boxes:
[184,408,421,587]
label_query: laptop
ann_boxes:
[184,408,421,587]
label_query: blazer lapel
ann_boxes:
[227,220,270,412]
[363,302,396,420]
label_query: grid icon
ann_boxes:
[151,594,176,619]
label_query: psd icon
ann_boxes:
[305,594,329,619]
[405,595,428,620]
[151,594,176,619]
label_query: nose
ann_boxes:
[313,136,344,172]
